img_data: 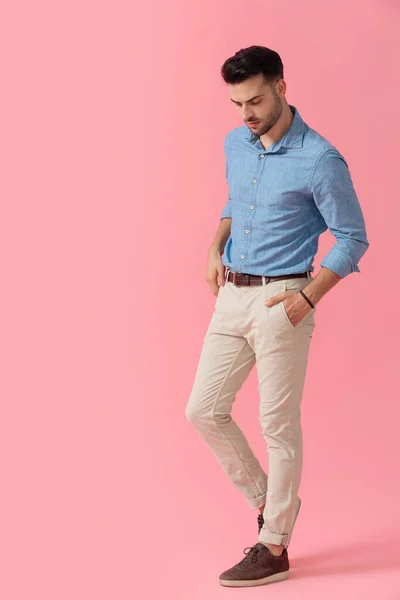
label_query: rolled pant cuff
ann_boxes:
[258,531,289,546]
[247,492,267,510]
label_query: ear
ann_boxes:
[276,78,286,98]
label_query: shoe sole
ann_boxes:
[219,569,289,587]
[285,496,301,548]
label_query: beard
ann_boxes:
[250,94,283,137]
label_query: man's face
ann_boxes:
[229,74,284,137]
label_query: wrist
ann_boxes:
[301,285,319,306]
[209,244,223,256]
[298,289,315,309]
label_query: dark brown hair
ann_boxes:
[221,46,284,85]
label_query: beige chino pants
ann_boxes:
[185,268,316,547]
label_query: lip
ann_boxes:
[248,121,260,128]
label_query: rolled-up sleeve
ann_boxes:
[220,195,232,220]
[309,148,369,278]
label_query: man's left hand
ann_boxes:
[265,291,312,327]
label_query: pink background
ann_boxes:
[1,0,399,598]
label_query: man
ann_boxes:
[185,46,369,588]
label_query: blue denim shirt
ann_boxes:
[220,105,369,278]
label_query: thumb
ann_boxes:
[265,292,285,306]
[217,266,225,286]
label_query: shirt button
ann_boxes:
[241,255,245,259]
[245,230,249,234]
[260,154,265,158]
[250,205,254,210]
[253,179,257,184]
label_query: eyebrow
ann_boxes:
[230,95,264,104]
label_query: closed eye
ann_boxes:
[231,100,262,106]
[235,101,261,107]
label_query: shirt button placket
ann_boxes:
[245,154,265,269]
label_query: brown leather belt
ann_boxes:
[226,269,311,286]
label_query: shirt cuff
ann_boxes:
[320,247,361,278]
[220,201,232,220]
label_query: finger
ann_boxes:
[210,282,219,296]
[217,266,225,286]
[265,292,287,306]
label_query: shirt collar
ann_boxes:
[244,104,305,150]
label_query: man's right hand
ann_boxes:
[206,247,226,296]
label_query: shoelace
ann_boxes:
[235,544,262,569]
[257,513,264,534]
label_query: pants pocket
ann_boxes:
[279,279,316,329]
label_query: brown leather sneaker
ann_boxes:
[219,542,289,587]
[257,496,301,548]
